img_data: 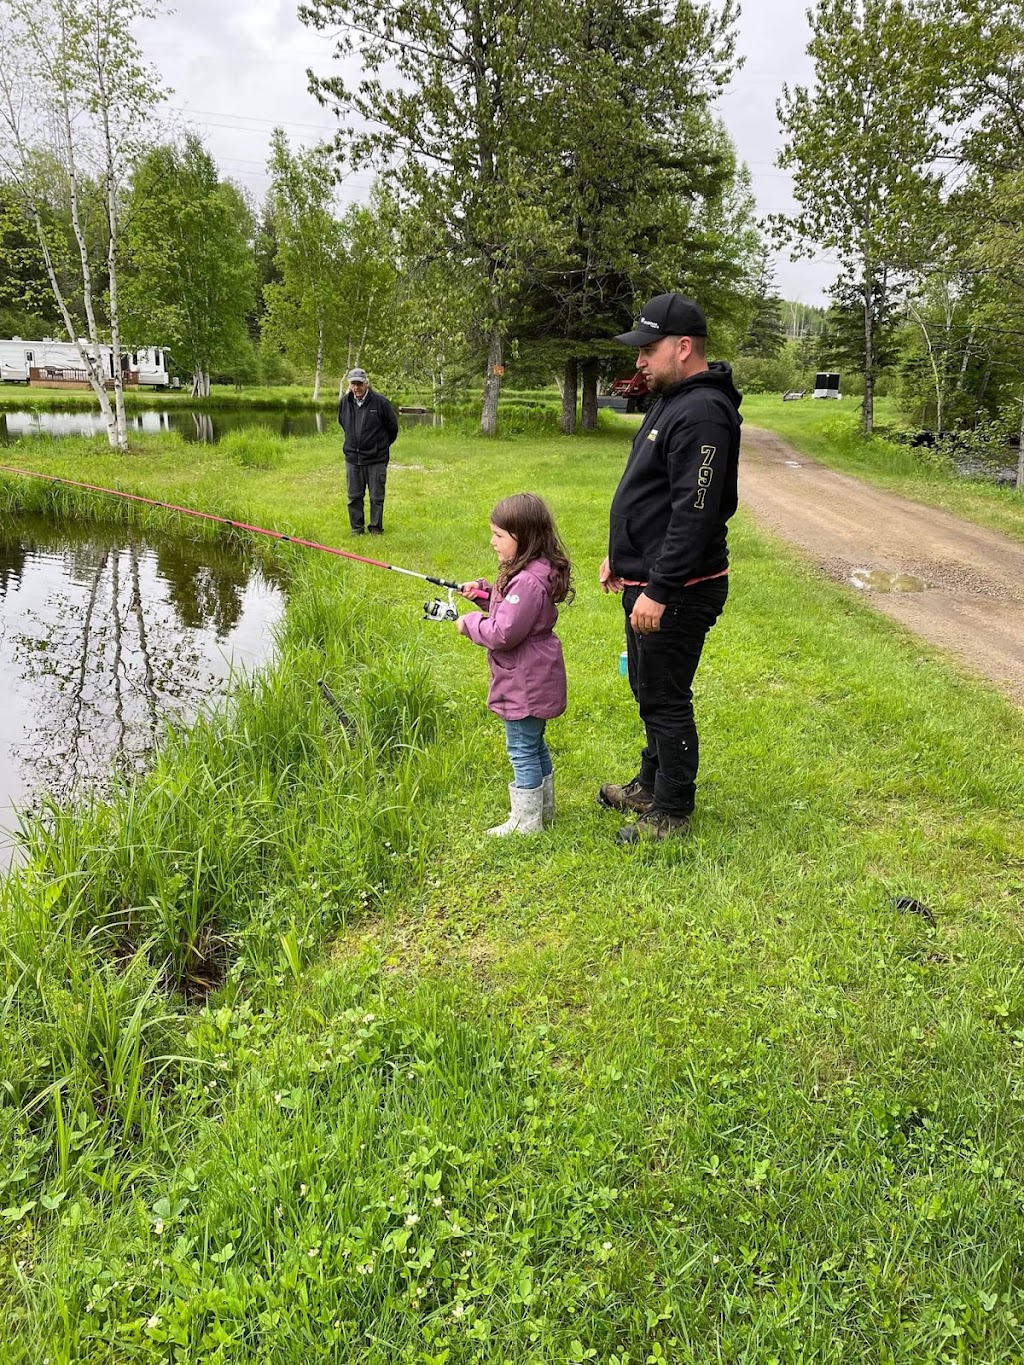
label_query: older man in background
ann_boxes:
[337,367,399,535]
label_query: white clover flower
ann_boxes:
[154,1220,164,1236]
[405,1213,419,1227]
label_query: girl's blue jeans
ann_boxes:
[504,717,553,789]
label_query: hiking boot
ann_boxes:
[597,775,655,814]
[614,809,691,845]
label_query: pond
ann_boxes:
[0,406,441,444]
[0,513,286,860]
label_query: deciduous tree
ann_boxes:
[775,0,946,432]
[301,0,566,435]
[0,0,165,450]
[121,137,255,397]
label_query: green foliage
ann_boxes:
[740,248,787,359]
[262,133,400,399]
[516,0,751,375]
[776,0,948,430]
[730,350,806,396]
[120,136,256,396]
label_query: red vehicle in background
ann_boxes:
[608,370,651,413]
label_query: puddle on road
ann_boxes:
[848,567,927,593]
[784,460,802,467]
[0,513,286,859]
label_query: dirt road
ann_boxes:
[741,426,1024,704]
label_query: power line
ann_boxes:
[169,104,342,135]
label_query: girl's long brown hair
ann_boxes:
[491,493,574,603]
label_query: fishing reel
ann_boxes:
[423,589,459,623]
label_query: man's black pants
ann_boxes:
[622,578,728,816]
[346,460,388,532]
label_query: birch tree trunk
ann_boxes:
[57,35,121,447]
[312,324,324,403]
[94,20,128,452]
[862,263,875,436]
[1017,401,1024,493]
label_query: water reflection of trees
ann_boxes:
[155,542,249,635]
[5,522,281,807]
[0,538,28,596]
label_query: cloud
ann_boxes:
[136,0,837,301]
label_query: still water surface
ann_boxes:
[0,514,285,858]
[0,407,440,443]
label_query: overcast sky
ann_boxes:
[141,0,836,305]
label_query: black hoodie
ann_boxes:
[608,361,742,603]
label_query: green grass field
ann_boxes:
[2,417,1024,1362]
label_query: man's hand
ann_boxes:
[599,557,625,594]
[629,592,665,634]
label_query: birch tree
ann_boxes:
[0,0,165,452]
[263,131,345,402]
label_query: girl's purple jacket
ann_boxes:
[457,558,567,720]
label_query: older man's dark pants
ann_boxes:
[346,460,388,533]
[622,579,728,816]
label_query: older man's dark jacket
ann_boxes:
[337,387,399,465]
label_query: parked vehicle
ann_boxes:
[597,370,651,414]
[0,338,171,388]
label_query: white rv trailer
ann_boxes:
[0,338,170,387]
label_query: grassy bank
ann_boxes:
[0,383,564,415]
[2,419,1024,1361]
[743,395,1024,543]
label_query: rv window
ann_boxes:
[25,350,34,364]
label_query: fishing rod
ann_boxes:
[0,462,484,619]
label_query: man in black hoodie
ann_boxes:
[338,367,399,534]
[598,293,742,843]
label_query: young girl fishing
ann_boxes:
[456,493,573,836]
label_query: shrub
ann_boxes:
[218,427,284,471]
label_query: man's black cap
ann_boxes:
[614,293,707,346]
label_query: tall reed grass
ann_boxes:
[0,551,468,1231]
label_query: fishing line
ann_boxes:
[0,462,484,614]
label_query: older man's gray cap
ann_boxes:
[614,293,707,346]
[347,367,369,383]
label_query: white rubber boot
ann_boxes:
[541,773,555,826]
[487,783,544,837]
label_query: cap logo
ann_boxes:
[639,315,661,331]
